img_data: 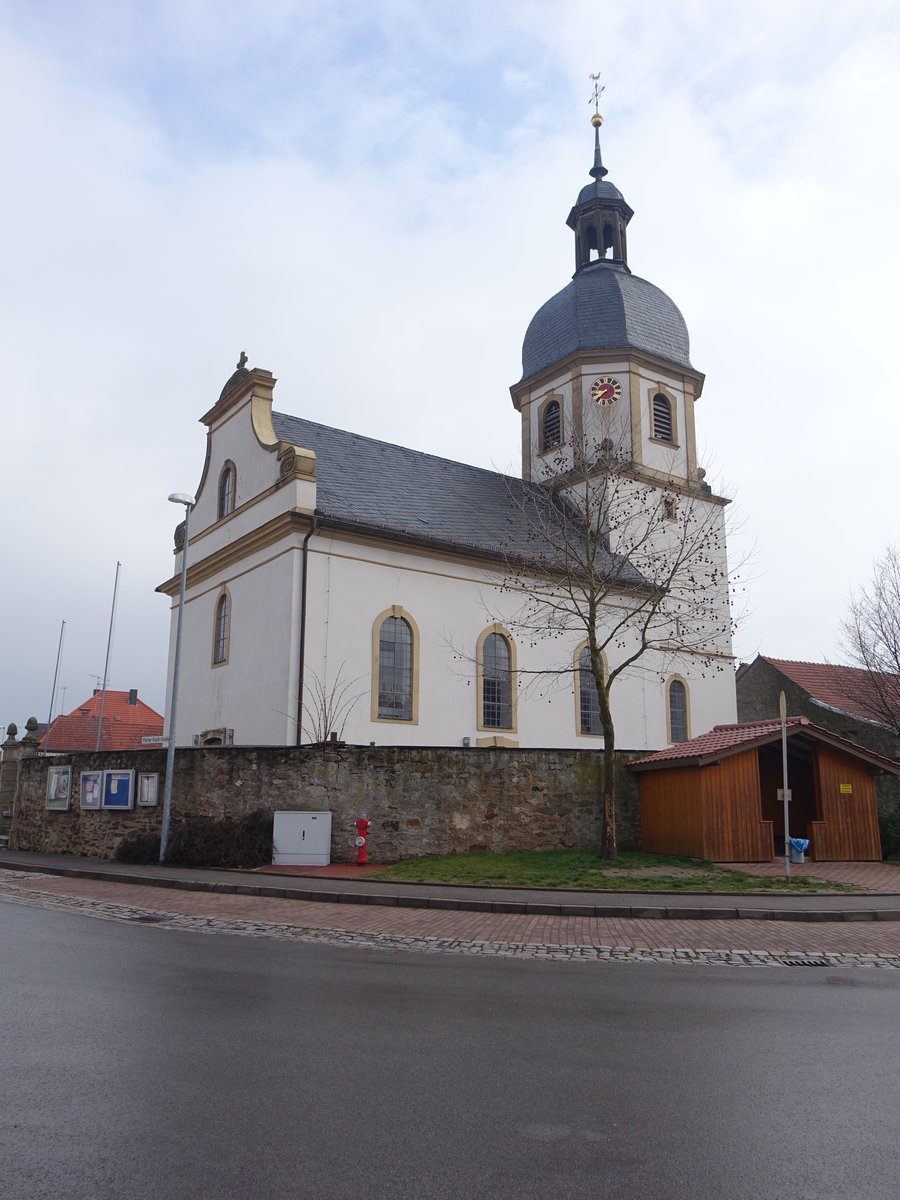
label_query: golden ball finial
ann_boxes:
[591,112,603,128]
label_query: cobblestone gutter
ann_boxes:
[2,872,897,970]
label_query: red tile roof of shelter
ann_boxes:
[759,656,900,727]
[630,717,900,774]
[40,691,164,752]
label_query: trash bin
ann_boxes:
[789,837,809,864]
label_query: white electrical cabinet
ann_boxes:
[272,811,333,866]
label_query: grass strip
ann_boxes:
[369,849,856,893]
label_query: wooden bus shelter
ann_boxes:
[631,717,898,862]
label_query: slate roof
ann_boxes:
[758,657,900,727]
[575,178,627,206]
[629,717,900,774]
[271,412,646,586]
[520,260,693,381]
[41,691,164,753]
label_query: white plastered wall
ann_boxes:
[298,533,735,751]
[162,380,315,746]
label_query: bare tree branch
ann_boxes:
[490,426,737,857]
[841,546,900,735]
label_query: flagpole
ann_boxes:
[44,620,66,753]
[95,562,122,753]
[780,690,791,882]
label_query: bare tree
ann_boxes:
[494,428,735,858]
[842,545,900,736]
[301,665,364,746]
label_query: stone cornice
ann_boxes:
[510,347,705,410]
[157,508,654,599]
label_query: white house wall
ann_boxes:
[299,534,735,751]
[164,532,305,747]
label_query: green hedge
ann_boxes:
[115,809,274,869]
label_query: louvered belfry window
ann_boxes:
[578,646,603,735]
[668,679,688,743]
[483,633,512,728]
[378,616,413,720]
[542,400,561,451]
[652,393,673,442]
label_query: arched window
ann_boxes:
[541,399,561,451]
[578,645,604,735]
[213,592,230,665]
[652,393,674,443]
[667,677,689,743]
[218,462,235,519]
[481,631,513,729]
[376,614,414,720]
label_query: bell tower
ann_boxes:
[567,107,633,270]
[511,90,707,496]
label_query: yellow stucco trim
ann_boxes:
[682,378,699,478]
[371,606,420,725]
[536,392,565,456]
[211,585,232,669]
[570,368,584,450]
[649,382,680,449]
[664,674,692,744]
[475,735,519,748]
[475,623,517,733]
[629,366,643,466]
[573,640,607,739]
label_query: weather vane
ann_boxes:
[589,71,604,118]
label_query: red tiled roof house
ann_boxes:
[40,690,163,753]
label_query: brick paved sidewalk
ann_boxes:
[3,868,899,969]
[718,859,900,893]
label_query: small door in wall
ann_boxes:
[272,811,332,866]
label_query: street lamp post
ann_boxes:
[160,493,195,864]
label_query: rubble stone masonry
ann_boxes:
[9,744,641,863]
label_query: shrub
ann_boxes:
[878,796,900,860]
[115,809,274,869]
[114,831,161,864]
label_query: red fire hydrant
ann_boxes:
[355,816,370,865]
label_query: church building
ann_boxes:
[158,112,737,751]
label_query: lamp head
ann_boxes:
[168,493,196,507]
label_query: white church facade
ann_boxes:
[159,117,737,751]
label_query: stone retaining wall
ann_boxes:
[10,744,641,862]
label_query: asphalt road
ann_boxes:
[2,903,898,1200]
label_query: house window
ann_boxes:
[541,400,561,451]
[213,592,229,665]
[662,496,677,521]
[578,645,603,735]
[377,615,414,720]
[482,632,513,729]
[667,677,689,743]
[218,462,235,519]
[652,393,674,443]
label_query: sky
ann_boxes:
[2,0,899,733]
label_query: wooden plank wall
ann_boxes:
[640,766,704,858]
[700,749,771,862]
[812,745,882,861]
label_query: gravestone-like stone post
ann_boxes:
[0,723,21,848]
[1,719,40,850]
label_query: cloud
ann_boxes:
[2,1,899,730]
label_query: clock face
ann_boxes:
[590,375,622,406]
